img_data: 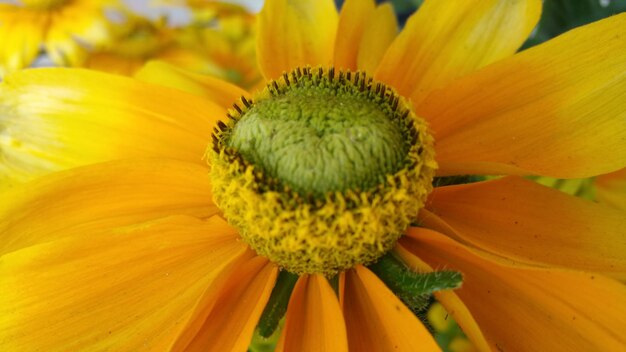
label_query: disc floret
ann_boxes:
[209,67,436,275]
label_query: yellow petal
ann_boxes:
[277,274,348,352]
[595,167,626,211]
[44,2,112,66]
[0,215,248,351]
[356,3,398,74]
[333,0,375,71]
[375,0,541,104]
[0,10,46,76]
[425,177,626,278]
[0,159,217,257]
[394,245,490,352]
[134,60,249,107]
[402,228,626,351]
[419,13,626,177]
[342,265,440,352]
[257,0,338,79]
[0,68,226,184]
[173,256,278,352]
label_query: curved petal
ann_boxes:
[257,0,338,79]
[0,158,217,256]
[333,0,375,71]
[342,265,440,352]
[595,167,626,211]
[419,13,626,177]
[394,245,490,352]
[375,0,541,104]
[134,60,249,108]
[356,3,398,74]
[0,215,248,351]
[425,177,626,278]
[276,274,348,352]
[401,228,626,351]
[0,68,226,184]
[172,256,278,352]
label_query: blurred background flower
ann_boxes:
[0,0,263,88]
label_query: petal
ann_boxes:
[0,68,226,184]
[277,274,348,352]
[257,0,338,79]
[342,265,440,352]
[44,2,112,66]
[394,245,490,352]
[0,158,217,256]
[0,215,249,351]
[172,256,278,352]
[134,60,249,108]
[333,0,375,71]
[425,177,626,278]
[356,3,398,74]
[375,0,541,104]
[401,228,626,351]
[595,167,626,211]
[0,10,46,76]
[419,13,626,177]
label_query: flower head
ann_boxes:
[1,0,626,351]
[82,1,261,88]
[0,0,119,76]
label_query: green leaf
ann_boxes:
[522,0,626,49]
[368,253,463,313]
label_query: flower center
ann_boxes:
[209,67,436,275]
[228,72,409,199]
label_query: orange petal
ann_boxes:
[594,167,626,211]
[401,228,626,351]
[276,274,348,352]
[356,3,398,74]
[172,256,278,352]
[0,159,217,256]
[342,265,440,352]
[134,60,249,108]
[375,0,541,104]
[0,68,226,184]
[0,215,249,351]
[425,177,626,278]
[257,0,338,79]
[419,13,626,177]
[333,0,375,70]
[394,245,490,352]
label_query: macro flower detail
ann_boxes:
[210,67,436,274]
[1,0,626,351]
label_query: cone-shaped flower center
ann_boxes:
[209,67,436,275]
[227,72,409,199]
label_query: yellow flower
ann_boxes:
[0,0,119,77]
[1,0,626,351]
[82,2,262,88]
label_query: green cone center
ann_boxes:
[209,67,437,274]
[227,77,409,199]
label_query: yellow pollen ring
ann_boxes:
[208,67,437,275]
